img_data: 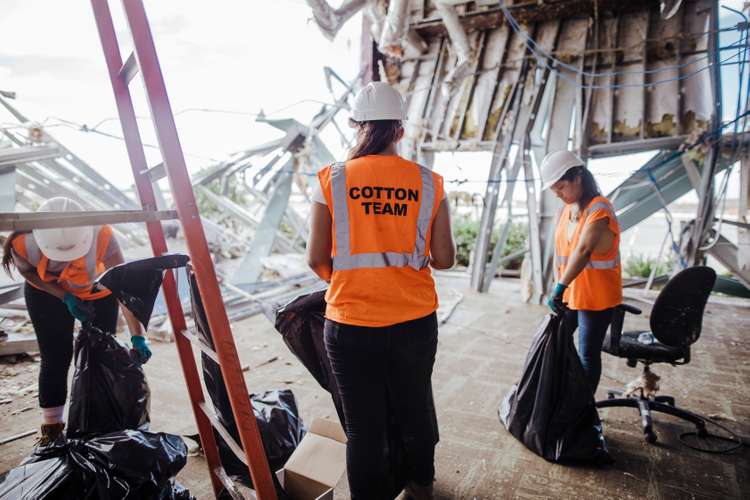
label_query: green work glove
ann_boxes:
[546,282,568,315]
[131,335,152,364]
[62,292,92,323]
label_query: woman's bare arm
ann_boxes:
[429,199,456,270]
[307,202,333,282]
[14,254,67,300]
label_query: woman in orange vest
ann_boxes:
[1,197,151,445]
[541,150,622,394]
[307,82,455,500]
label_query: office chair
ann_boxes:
[596,266,717,444]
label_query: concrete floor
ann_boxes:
[1,272,748,499]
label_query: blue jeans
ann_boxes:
[563,308,614,393]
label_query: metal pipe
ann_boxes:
[305,0,369,41]
[378,0,410,57]
[435,1,474,96]
[378,0,427,58]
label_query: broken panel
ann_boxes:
[612,11,649,142]
[461,25,511,141]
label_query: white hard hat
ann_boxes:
[33,197,93,262]
[540,150,585,191]
[351,82,405,121]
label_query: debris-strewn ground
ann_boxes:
[1,273,748,499]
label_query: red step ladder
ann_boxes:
[89,1,277,497]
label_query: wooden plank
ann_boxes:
[462,25,511,141]
[446,31,484,142]
[0,209,178,231]
[646,5,681,140]
[0,333,38,357]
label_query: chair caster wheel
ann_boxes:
[645,431,657,444]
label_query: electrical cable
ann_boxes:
[678,415,745,454]
[697,5,749,252]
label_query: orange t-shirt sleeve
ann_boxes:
[96,225,115,261]
[10,236,29,268]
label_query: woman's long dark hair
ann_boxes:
[2,230,28,276]
[347,119,402,160]
[559,166,601,210]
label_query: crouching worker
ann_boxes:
[541,151,622,394]
[1,197,152,445]
[307,82,456,499]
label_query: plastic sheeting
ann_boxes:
[67,326,150,439]
[0,430,192,500]
[97,254,189,329]
[270,290,345,424]
[499,314,612,464]
[188,270,304,489]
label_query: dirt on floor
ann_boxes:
[1,272,748,499]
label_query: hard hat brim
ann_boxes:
[351,110,405,121]
[33,227,93,262]
[541,176,561,191]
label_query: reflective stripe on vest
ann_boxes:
[556,254,621,270]
[24,229,101,288]
[330,161,435,271]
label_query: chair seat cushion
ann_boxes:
[605,331,689,363]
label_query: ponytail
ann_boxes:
[347,119,403,160]
[2,231,29,277]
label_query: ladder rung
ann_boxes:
[0,209,178,231]
[198,402,248,466]
[179,328,221,364]
[213,467,246,500]
[141,162,166,182]
[119,52,139,84]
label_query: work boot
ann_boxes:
[35,423,65,447]
[404,480,434,500]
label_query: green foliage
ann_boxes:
[623,254,668,278]
[453,215,527,269]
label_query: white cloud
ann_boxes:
[1,0,362,188]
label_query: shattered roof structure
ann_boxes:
[306,0,749,298]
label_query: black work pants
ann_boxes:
[25,284,119,408]
[324,312,439,500]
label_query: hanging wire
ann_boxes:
[497,1,746,79]
[698,5,749,252]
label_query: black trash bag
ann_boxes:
[97,254,190,329]
[67,326,150,438]
[498,313,612,464]
[188,270,302,495]
[270,290,345,425]
[0,430,193,500]
[270,290,410,498]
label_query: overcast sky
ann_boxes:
[0,0,746,200]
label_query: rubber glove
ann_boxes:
[131,335,152,364]
[546,282,568,315]
[62,292,92,323]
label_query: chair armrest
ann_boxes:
[603,306,627,354]
[618,303,642,315]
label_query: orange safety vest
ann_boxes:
[12,225,114,300]
[554,195,622,311]
[318,155,444,327]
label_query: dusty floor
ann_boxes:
[1,272,748,499]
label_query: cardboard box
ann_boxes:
[275,418,347,500]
